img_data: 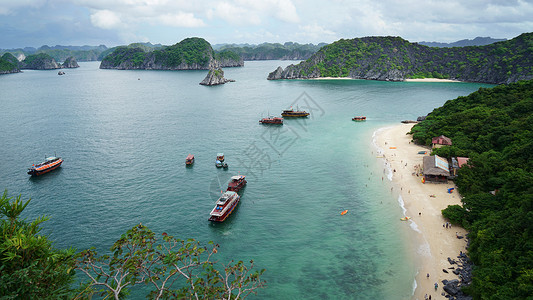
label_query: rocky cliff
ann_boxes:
[0,53,21,74]
[100,38,243,70]
[20,53,61,70]
[199,67,235,86]
[268,33,533,84]
[61,56,79,68]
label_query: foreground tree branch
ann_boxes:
[75,224,266,299]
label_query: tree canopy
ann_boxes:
[410,80,533,299]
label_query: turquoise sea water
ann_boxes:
[0,61,491,299]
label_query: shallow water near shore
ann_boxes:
[0,61,490,299]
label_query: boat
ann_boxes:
[341,210,348,215]
[27,156,63,176]
[185,154,195,165]
[216,153,225,162]
[259,116,283,124]
[226,175,247,192]
[281,108,309,117]
[400,216,411,221]
[216,160,228,168]
[209,191,240,222]
[352,116,367,121]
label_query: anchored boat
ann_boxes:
[27,156,63,176]
[281,108,309,117]
[185,154,195,165]
[226,175,247,192]
[259,116,283,124]
[209,191,240,222]
[352,116,367,121]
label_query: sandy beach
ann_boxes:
[374,123,468,300]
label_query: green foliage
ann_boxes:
[0,54,18,72]
[76,224,266,299]
[414,80,533,299]
[0,190,78,298]
[283,33,533,83]
[103,38,219,69]
[218,42,323,60]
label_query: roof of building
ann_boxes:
[457,157,470,168]
[423,155,450,176]
[432,135,452,145]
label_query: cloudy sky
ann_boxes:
[1,0,532,48]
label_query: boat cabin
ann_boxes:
[185,154,195,165]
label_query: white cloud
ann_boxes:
[90,10,122,29]
[159,12,206,27]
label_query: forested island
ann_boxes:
[100,37,243,70]
[0,52,79,73]
[410,80,533,299]
[268,33,533,84]
[215,42,326,60]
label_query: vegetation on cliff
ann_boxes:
[100,38,242,70]
[217,42,325,60]
[20,53,60,69]
[1,45,108,62]
[0,53,20,74]
[410,80,533,299]
[269,33,533,84]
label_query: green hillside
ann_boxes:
[269,33,533,84]
[410,80,533,298]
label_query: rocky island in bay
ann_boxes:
[268,33,533,84]
[99,37,243,70]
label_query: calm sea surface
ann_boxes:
[0,61,491,299]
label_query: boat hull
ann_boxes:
[209,197,240,222]
[27,160,63,176]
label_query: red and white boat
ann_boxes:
[209,191,240,222]
[27,156,63,176]
[226,175,247,192]
[352,116,366,121]
[259,116,283,124]
[185,154,195,165]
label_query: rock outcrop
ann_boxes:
[20,53,60,70]
[268,33,533,84]
[61,56,79,68]
[199,68,235,86]
[0,53,21,74]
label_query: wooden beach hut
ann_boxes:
[432,135,452,148]
[423,155,450,183]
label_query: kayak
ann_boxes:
[400,216,411,221]
[341,210,348,215]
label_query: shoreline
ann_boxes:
[373,123,468,300]
[309,77,462,82]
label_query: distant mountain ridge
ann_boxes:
[1,45,108,62]
[268,33,533,84]
[419,37,507,48]
[215,42,327,61]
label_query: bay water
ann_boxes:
[0,61,490,299]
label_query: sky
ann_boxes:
[1,0,532,49]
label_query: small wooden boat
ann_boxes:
[185,154,195,165]
[226,175,246,192]
[27,156,63,176]
[216,160,228,168]
[216,153,225,162]
[352,116,366,121]
[259,116,283,124]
